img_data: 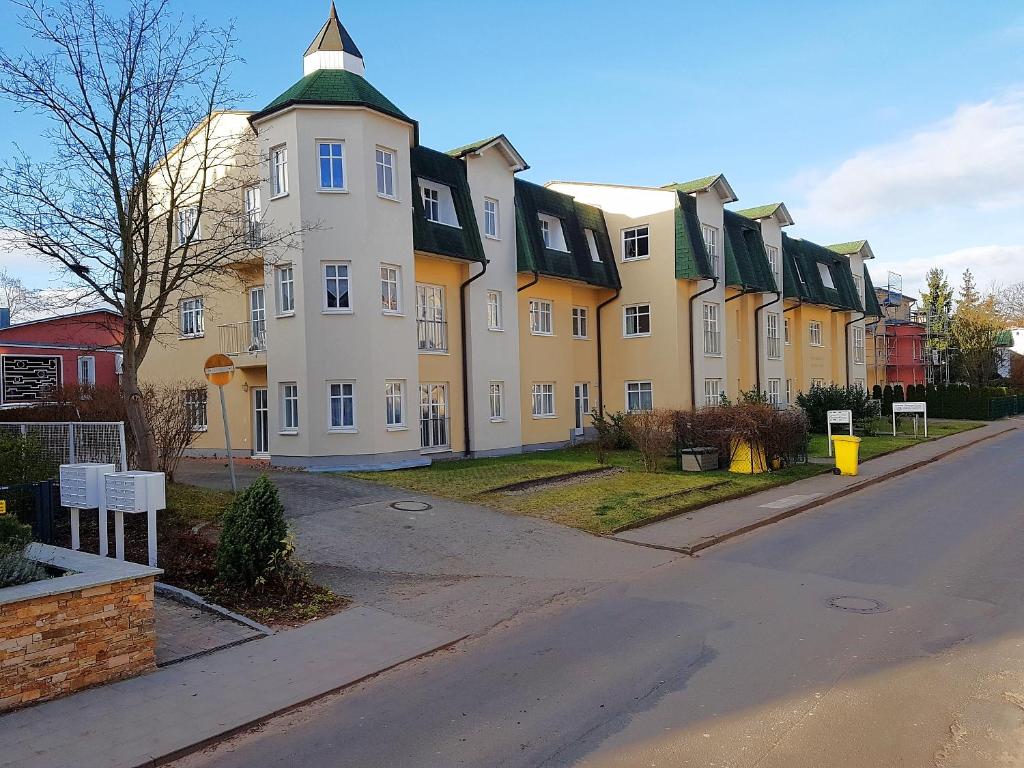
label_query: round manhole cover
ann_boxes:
[390,500,432,512]
[828,596,889,614]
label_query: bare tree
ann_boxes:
[0,0,298,469]
[0,267,41,321]
[997,282,1024,327]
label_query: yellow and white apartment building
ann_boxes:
[142,7,885,470]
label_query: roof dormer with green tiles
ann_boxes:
[782,233,864,312]
[722,210,778,293]
[410,146,486,263]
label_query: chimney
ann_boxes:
[0,308,9,329]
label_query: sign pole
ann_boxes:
[204,353,238,494]
[218,384,237,493]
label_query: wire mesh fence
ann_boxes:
[0,422,128,474]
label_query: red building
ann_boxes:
[871,288,927,387]
[0,308,122,407]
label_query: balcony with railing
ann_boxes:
[417,319,448,353]
[218,321,267,366]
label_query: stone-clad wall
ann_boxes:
[0,546,160,712]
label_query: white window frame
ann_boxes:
[811,378,826,388]
[853,325,865,364]
[375,146,396,199]
[704,378,722,407]
[537,213,568,252]
[584,228,602,263]
[529,299,553,336]
[385,380,406,429]
[483,197,499,239]
[176,206,200,246]
[766,312,782,360]
[623,304,651,338]
[420,180,460,227]
[621,225,650,262]
[184,388,208,432]
[280,383,299,434]
[540,217,551,248]
[316,140,346,192]
[77,355,96,387]
[702,224,719,277]
[572,306,589,339]
[703,302,721,356]
[817,262,836,289]
[275,264,295,316]
[380,264,402,315]
[486,290,503,331]
[244,186,262,248]
[786,379,793,404]
[422,186,440,222]
[767,378,781,406]
[416,283,447,353]
[322,261,352,313]
[765,244,779,280]
[270,144,288,198]
[531,383,556,418]
[327,380,356,432]
[488,381,505,422]
[784,316,791,345]
[809,320,823,347]
[625,380,654,412]
[179,297,204,339]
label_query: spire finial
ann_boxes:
[303,2,365,75]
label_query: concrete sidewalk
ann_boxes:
[615,419,1019,553]
[0,606,461,768]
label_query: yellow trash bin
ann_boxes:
[729,438,768,474]
[831,435,861,476]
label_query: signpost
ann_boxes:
[204,354,237,492]
[892,401,927,438]
[826,410,854,457]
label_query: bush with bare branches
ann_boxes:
[674,403,808,471]
[621,409,676,472]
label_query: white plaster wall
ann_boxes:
[757,217,787,400]
[847,252,868,387]
[694,191,728,403]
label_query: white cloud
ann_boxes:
[884,244,1024,298]
[794,90,1024,228]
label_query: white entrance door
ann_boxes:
[249,287,266,351]
[574,383,590,436]
[252,387,269,457]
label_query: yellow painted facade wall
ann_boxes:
[783,303,855,395]
[726,291,759,396]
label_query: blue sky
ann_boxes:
[2,0,1024,296]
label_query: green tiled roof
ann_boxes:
[514,180,619,289]
[863,269,882,317]
[996,329,1014,347]
[723,211,778,293]
[410,146,485,263]
[662,174,723,194]
[782,233,864,311]
[674,191,715,280]
[446,135,503,157]
[735,203,784,221]
[827,240,868,256]
[251,69,414,127]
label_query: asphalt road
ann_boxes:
[174,427,1024,768]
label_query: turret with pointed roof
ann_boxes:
[304,2,364,75]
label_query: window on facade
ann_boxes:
[809,320,823,346]
[622,226,650,261]
[537,213,568,251]
[184,388,208,432]
[703,302,721,355]
[275,265,295,315]
[385,380,405,427]
[76,356,96,387]
[380,265,401,314]
[624,304,651,337]
[572,307,588,339]
[419,180,459,227]
[529,299,553,335]
[853,326,865,363]
[376,147,395,198]
[766,312,781,359]
[704,379,722,407]
[317,141,345,190]
[422,187,440,222]
[852,274,863,299]
[179,297,204,338]
[540,218,551,248]
[817,262,836,289]
[483,198,499,239]
[784,317,791,345]
[766,244,779,279]
[531,383,555,417]
[328,381,356,430]
[626,381,653,412]
[489,381,504,421]
[487,290,503,330]
[416,284,447,352]
[270,144,288,197]
[280,383,299,433]
[585,229,601,262]
[323,262,351,311]
[702,224,719,277]
[244,187,261,247]
[786,379,793,404]
[176,207,200,245]
[767,379,781,406]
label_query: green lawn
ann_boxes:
[348,446,828,534]
[806,419,981,461]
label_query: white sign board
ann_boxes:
[892,401,927,437]
[826,409,854,457]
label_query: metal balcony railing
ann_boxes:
[419,415,450,450]
[417,319,448,353]
[218,321,266,357]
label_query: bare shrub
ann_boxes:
[142,381,205,481]
[674,403,808,471]
[622,409,675,472]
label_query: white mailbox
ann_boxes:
[59,463,116,554]
[103,471,166,567]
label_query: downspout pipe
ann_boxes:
[460,259,488,456]
[517,270,539,293]
[724,285,753,303]
[595,287,621,416]
[753,291,782,394]
[688,277,720,411]
[844,310,866,387]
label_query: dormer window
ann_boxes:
[420,180,459,227]
[584,229,601,263]
[817,262,836,289]
[537,213,568,252]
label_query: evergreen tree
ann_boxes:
[920,268,953,353]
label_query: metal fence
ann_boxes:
[1,480,58,544]
[0,422,128,473]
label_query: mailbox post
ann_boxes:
[892,401,927,437]
[826,410,854,457]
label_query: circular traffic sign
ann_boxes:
[203,353,235,386]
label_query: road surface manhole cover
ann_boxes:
[390,501,432,512]
[828,596,889,614]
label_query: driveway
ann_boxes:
[175,460,678,636]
